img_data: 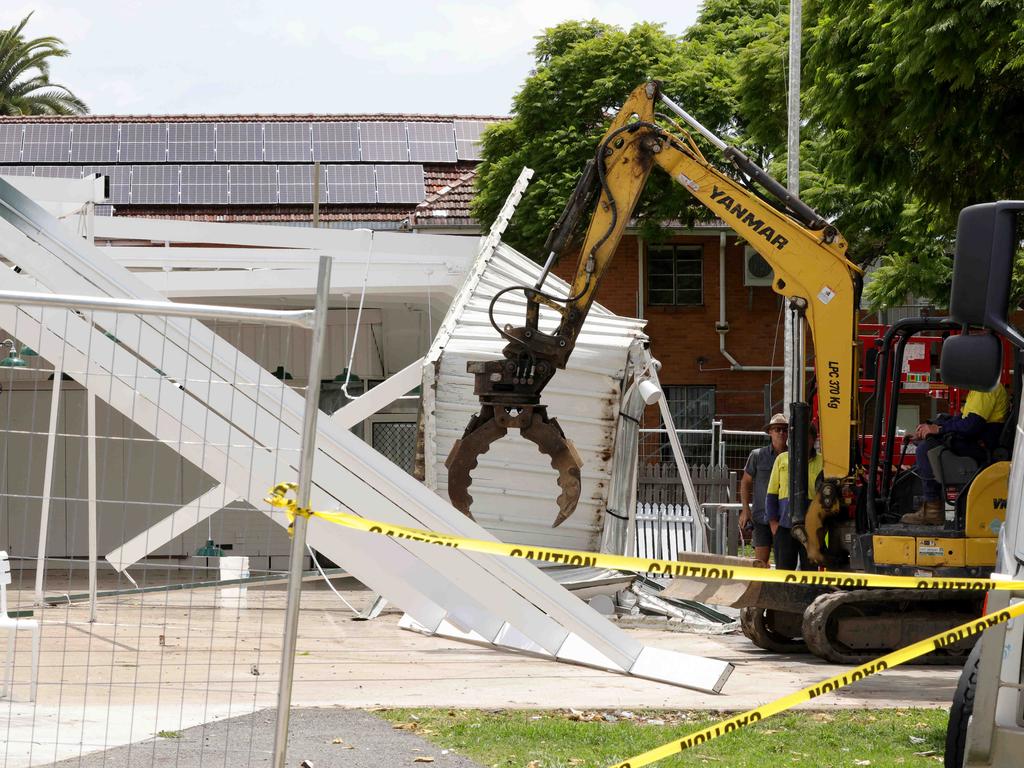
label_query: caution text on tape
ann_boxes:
[265,483,1024,592]
[606,600,1024,767]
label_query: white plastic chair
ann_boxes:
[0,551,39,701]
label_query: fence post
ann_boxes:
[712,419,724,466]
[271,255,332,768]
[726,469,739,555]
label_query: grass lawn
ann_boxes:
[377,708,949,768]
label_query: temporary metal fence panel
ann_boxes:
[640,422,769,475]
[0,288,325,766]
[720,428,771,474]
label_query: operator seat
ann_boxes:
[930,332,1011,495]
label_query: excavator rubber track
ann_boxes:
[802,589,984,665]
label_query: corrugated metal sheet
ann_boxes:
[424,240,647,552]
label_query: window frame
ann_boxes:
[646,243,704,307]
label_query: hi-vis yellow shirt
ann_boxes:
[765,451,824,528]
[962,385,1010,424]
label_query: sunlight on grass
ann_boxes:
[377,708,948,768]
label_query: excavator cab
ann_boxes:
[860,318,1013,577]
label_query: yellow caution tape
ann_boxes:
[265,483,1024,592]
[607,599,1024,767]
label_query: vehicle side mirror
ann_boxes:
[949,201,1024,348]
[940,333,1003,392]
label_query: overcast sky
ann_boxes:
[10,1,703,116]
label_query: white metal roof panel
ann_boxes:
[424,240,646,553]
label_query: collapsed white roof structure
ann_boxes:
[0,173,732,693]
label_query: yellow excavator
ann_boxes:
[445,81,1008,663]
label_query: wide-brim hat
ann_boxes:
[764,413,789,433]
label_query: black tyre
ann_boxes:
[739,606,808,654]
[945,640,982,768]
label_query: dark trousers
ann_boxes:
[774,526,815,571]
[915,435,987,501]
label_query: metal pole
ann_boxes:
[0,289,315,328]
[35,355,63,606]
[783,0,804,411]
[271,254,332,768]
[87,390,97,622]
[787,0,802,198]
[312,162,321,229]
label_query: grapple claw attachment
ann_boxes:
[444,405,584,527]
[445,406,506,520]
[520,412,582,527]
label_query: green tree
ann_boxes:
[806,0,1024,305]
[472,2,786,257]
[0,13,87,116]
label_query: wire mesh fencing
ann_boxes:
[0,290,329,767]
[719,429,770,474]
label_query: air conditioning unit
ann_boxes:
[743,245,774,287]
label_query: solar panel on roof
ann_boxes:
[168,123,216,162]
[216,123,263,162]
[131,165,179,204]
[357,122,409,162]
[407,122,457,163]
[70,124,119,162]
[375,164,424,204]
[33,166,83,178]
[229,165,278,204]
[278,164,327,204]
[21,125,72,163]
[454,120,489,161]
[0,125,23,163]
[120,124,167,162]
[0,166,35,177]
[81,165,131,205]
[264,123,312,162]
[325,164,376,203]
[180,165,228,204]
[311,123,359,162]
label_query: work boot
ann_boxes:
[900,499,945,525]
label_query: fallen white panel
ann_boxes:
[0,177,733,693]
[332,358,423,429]
[105,484,240,572]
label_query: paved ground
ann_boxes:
[0,573,962,767]
[44,708,485,768]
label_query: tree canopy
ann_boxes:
[471,3,786,257]
[0,14,87,116]
[473,0,1024,308]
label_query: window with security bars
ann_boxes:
[659,385,715,463]
[371,421,417,474]
[647,244,703,306]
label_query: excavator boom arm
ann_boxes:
[446,82,862,528]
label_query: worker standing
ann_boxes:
[739,414,789,565]
[765,422,823,571]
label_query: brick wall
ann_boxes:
[553,232,785,431]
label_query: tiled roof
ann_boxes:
[410,167,477,228]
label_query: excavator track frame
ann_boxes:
[801,589,983,665]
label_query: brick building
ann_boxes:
[552,228,785,435]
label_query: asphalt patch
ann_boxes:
[43,707,485,767]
